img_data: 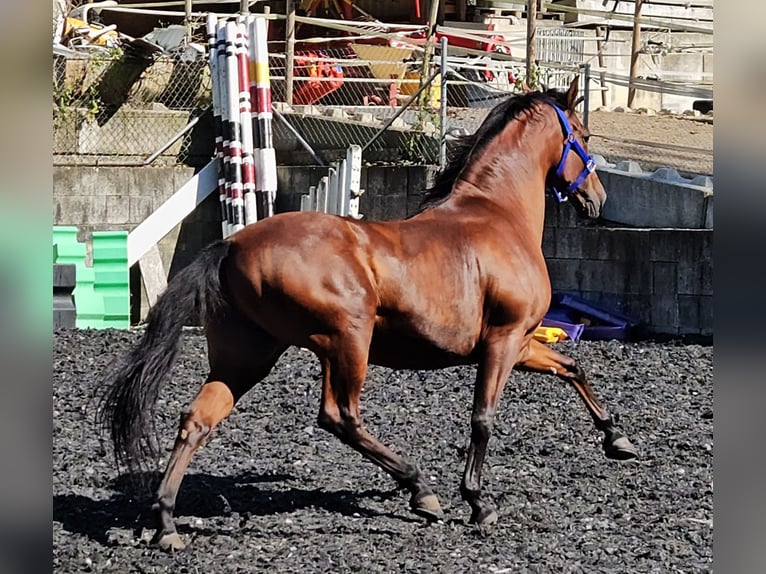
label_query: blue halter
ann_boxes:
[551,104,596,203]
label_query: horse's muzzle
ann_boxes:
[572,191,602,219]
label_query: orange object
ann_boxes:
[293,52,345,105]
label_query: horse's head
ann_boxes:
[547,77,606,219]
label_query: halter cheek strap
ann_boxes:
[551,105,596,203]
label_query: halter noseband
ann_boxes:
[551,104,596,203]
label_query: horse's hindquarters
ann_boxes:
[224,213,380,351]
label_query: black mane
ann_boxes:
[418,88,570,212]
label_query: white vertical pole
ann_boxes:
[216,21,233,236]
[341,145,362,217]
[327,164,339,215]
[224,21,245,234]
[316,176,328,213]
[235,17,257,225]
[308,185,317,211]
[252,16,277,219]
[206,14,228,237]
[336,159,348,217]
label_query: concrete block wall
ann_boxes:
[594,157,714,229]
[543,198,712,336]
[53,163,711,336]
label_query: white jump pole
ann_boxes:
[215,20,233,236]
[251,15,277,219]
[235,16,258,225]
[224,20,245,234]
[207,14,228,237]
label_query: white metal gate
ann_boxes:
[535,28,587,90]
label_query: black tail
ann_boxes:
[95,239,232,474]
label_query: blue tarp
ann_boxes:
[542,293,638,342]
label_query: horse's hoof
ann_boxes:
[469,507,498,527]
[154,532,186,552]
[410,493,444,522]
[604,434,638,460]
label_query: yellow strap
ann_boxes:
[533,326,569,344]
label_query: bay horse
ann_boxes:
[97,77,637,551]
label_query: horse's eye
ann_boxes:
[583,135,591,143]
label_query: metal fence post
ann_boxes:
[439,36,448,170]
[285,0,296,106]
[361,68,441,153]
[582,62,591,130]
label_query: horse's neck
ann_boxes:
[447,117,557,234]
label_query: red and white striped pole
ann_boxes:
[224,20,245,234]
[250,15,277,219]
[235,16,257,225]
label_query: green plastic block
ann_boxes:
[53,226,105,329]
[52,226,86,265]
[92,231,130,329]
[74,266,104,329]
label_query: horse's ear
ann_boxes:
[566,75,580,110]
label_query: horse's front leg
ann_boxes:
[460,329,523,527]
[515,338,637,460]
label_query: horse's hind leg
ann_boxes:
[151,321,286,551]
[315,331,443,522]
[515,339,637,460]
[151,378,235,551]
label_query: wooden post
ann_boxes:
[457,0,467,21]
[628,0,643,108]
[582,63,591,129]
[420,0,441,97]
[285,0,296,106]
[439,35,448,169]
[526,0,537,88]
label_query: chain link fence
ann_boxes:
[53,47,212,165]
[268,46,444,165]
[50,40,584,169]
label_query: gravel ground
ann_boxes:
[53,328,713,573]
[587,111,714,177]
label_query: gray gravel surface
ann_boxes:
[53,328,713,573]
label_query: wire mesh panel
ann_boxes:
[269,46,443,165]
[53,49,212,165]
[439,53,524,147]
[535,27,587,90]
[50,35,585,169]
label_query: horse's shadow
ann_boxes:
[53,471,408,545]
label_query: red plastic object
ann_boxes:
[292,51,345,105]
